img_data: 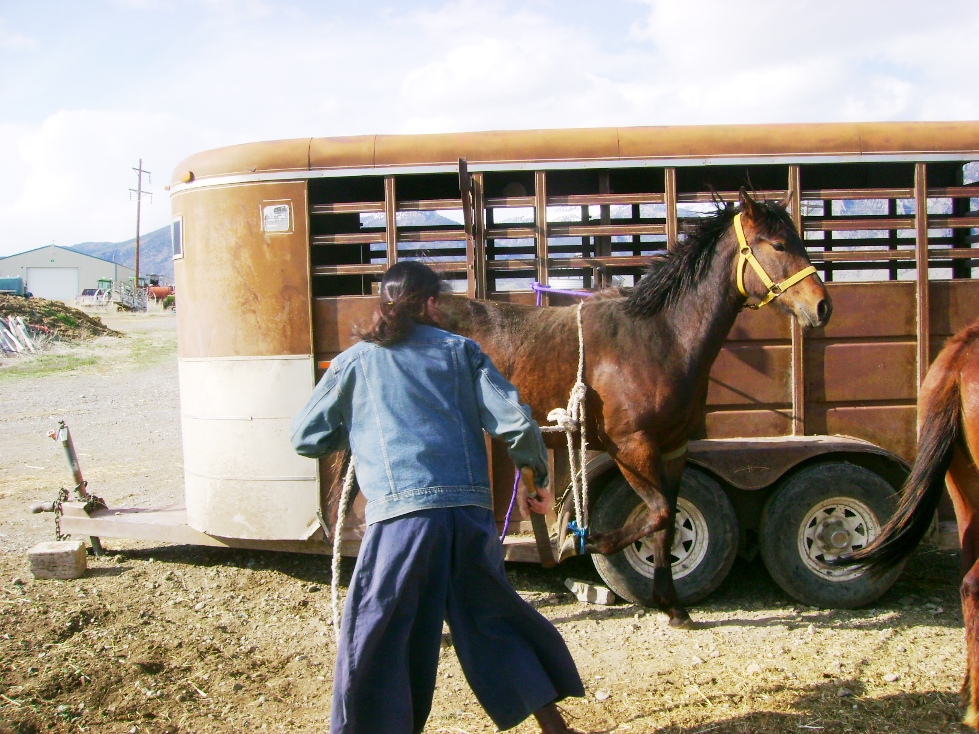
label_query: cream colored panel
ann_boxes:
[180,355,313,418]
[179,356,319,540]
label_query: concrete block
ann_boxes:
[565,578,616,605]
[28,540,87,580]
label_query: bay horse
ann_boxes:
[438,189,831,628]
[840,319,979,727]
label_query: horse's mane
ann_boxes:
[623,200,796,317]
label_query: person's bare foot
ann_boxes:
[533,701,586,734]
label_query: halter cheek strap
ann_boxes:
[733,213,817,310]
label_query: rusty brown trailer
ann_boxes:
[60,120,979,607]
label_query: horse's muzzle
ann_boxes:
[807,296,833,328]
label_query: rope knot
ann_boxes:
[547,407,578,432]
[568,520,588,555]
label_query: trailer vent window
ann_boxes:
[171,217,183,259]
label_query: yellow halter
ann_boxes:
[733,213,817,310]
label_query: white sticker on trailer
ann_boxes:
[262,202,291,233]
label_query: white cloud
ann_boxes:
[0,110,212,253]
[2,1,978,256]
[0,18,35,50]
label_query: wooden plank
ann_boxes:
[677,189,787,204]
[816,282,916,338]
[726,308,793,341]
[930,281,979,337]
[485,195,536,208]
[547,223,667,238]
[789,164,805,436]
[664,168,677,249]
[535,171,549,289]
[805,342,916,403]
[310,201,384,215]
[548,192,666,207]
[398,197,463,211]
[801,188,913,200]
[546,256,650,269]
[808,248,979,263]
[915,162,930,386]
[704,409,793,440]
[312,296,378,354]
[384,176,398,268]
[311,233,385,246]
[484,226,537,240]
[705,344,792,406]
[806,405,917,462]
[313,264,384,277]
[396,230,466,242]
[803,217,915,232]
[472,172,487,299]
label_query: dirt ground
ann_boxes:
[0,312,972,733]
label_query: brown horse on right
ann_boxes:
[841,320,979,727]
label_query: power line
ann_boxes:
[129,160,153,293]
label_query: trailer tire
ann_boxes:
[590,467,738,606]
[759,462,903,609]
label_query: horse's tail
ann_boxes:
[840,372,961,575]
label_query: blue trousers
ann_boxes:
[330,506,584,733]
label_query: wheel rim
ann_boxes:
[622,497,708,581]
[797,496,881,581]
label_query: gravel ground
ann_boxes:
[0,312,971,733]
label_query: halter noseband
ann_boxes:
[733,213,817,310]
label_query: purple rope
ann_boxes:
[499,470,520,542]
[531,281,594,306]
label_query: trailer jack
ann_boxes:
[29,421,105,556]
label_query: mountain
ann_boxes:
[71,225,174,282]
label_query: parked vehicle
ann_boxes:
[74,288,110,307]
[0,276,29,297]
[58,121,979,609]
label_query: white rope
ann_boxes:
[332,458,357,643]
[540,302,590,541]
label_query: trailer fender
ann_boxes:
[582,435,909,499]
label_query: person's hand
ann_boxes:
[519,466,551,516]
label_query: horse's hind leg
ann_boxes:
[948,445,979,728]
[961,556,979,729]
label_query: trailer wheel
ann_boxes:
[590,467,738,606]
[759,462,903,608]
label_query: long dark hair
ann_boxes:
[356,261,442,346]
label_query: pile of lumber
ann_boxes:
[0,315,36,353]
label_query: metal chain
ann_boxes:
[53,487,69,541]
[51,487,105,542]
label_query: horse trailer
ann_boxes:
[59,121,979,609]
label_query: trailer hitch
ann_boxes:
[29,421,106,556]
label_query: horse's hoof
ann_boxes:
[668,616,702,630]
[558,534,579,560]
[964,703,978,729]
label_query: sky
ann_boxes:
[0,0,977,257]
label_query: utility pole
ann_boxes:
[129,160,152,295]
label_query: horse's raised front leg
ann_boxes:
[586,441,694,627]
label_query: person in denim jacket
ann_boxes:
[291,261,584,734]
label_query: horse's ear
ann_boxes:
[739,187,763,223]
[778,188,794,210]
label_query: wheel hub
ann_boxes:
[815,518,853,553]
[798,497,881,582]
[622,497,708,581]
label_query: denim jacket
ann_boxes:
[290,324,549,525]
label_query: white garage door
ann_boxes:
[26,267,79,302]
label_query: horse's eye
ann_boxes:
[771,241,786,252]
